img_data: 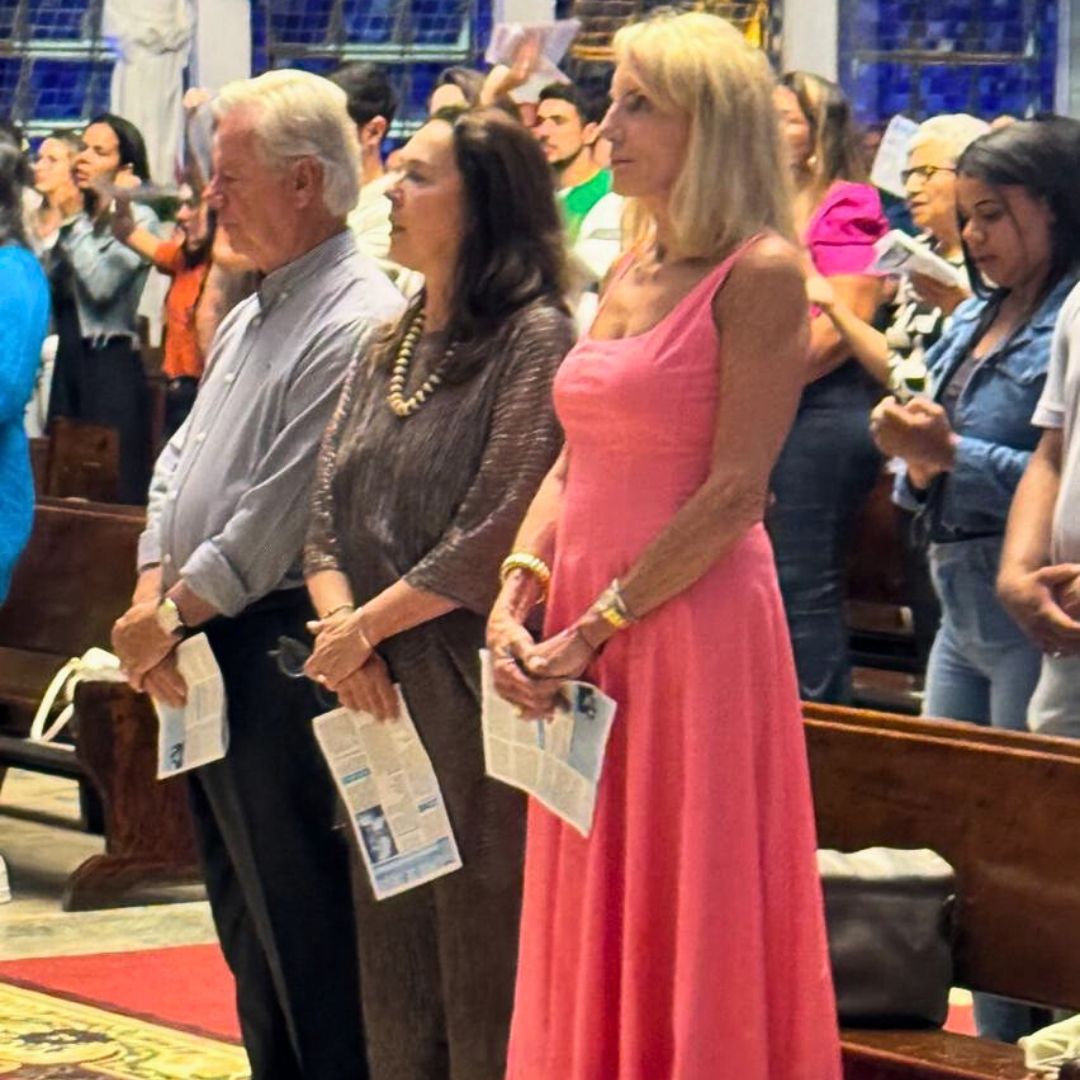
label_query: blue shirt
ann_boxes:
[58,204,159,342]
[138,230,405,616]
[0,245,50,602]
[894,271,1080,538]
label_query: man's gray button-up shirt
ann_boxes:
[138,229,406,616]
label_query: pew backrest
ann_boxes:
[806,705,1080,1012]
[0,497,144,660]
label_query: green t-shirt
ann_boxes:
[559,168,614,244]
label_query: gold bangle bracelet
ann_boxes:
[499,553,552,596]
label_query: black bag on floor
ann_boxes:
[818,847,956,1028]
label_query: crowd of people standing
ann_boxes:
[3,6,1080,1076]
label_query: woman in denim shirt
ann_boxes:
[871,117,1080,1044]
[47,114,158,503]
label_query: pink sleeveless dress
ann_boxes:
[506,237,842,1080]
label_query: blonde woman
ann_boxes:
[31,131,81,247]
[487,12,841,1079]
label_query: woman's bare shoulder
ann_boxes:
[713,236,807,334]
[733,234,804,278]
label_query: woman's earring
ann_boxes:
[806,153,818,172]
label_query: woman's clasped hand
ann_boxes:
[304,608,399,719]
[487,620,597,718]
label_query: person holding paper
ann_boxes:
[303,107,572,1080]
[808,113,987,390]
[808,113,989,671]
[111,70,405,1079]
[767,71,889,704]
[488,13,840,1078]
[871,117,1080,1044]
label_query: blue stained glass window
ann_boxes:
[27,0,88,40]
[342,0,397,45]
[0,0,18,38]
[281,56,338,76]
[839,0,1057,125]
[250,2,270,75]
[28,57,93,121]
[255,1,491,141]
[269,0,334,46]
[2,1,114,135]
[406,61,443,112]
[413,0,468,45]
[0,58,22,118]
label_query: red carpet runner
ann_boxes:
[0,943,240,1042]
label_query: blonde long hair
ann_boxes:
[613,11,795,261]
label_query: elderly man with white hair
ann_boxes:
[111,69,404,1078]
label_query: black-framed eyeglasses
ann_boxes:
[268,635,336,708]
[901,164,956,185]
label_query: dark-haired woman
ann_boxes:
[48,113,159,503]
[872,116,1080,1043]
[303,107,573,1080]
[112,186,215,438]
[768,71,889,703]
[0,135,50,600]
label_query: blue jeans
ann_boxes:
[767,361,883,703]
[925,537,1042,732]
[925,536,1050,1043]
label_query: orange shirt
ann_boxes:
[153,237,211,380]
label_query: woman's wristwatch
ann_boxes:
[592,579,637,631]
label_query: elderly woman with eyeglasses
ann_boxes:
[807,113,990,391]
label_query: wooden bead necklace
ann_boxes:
[387,308,455,418]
